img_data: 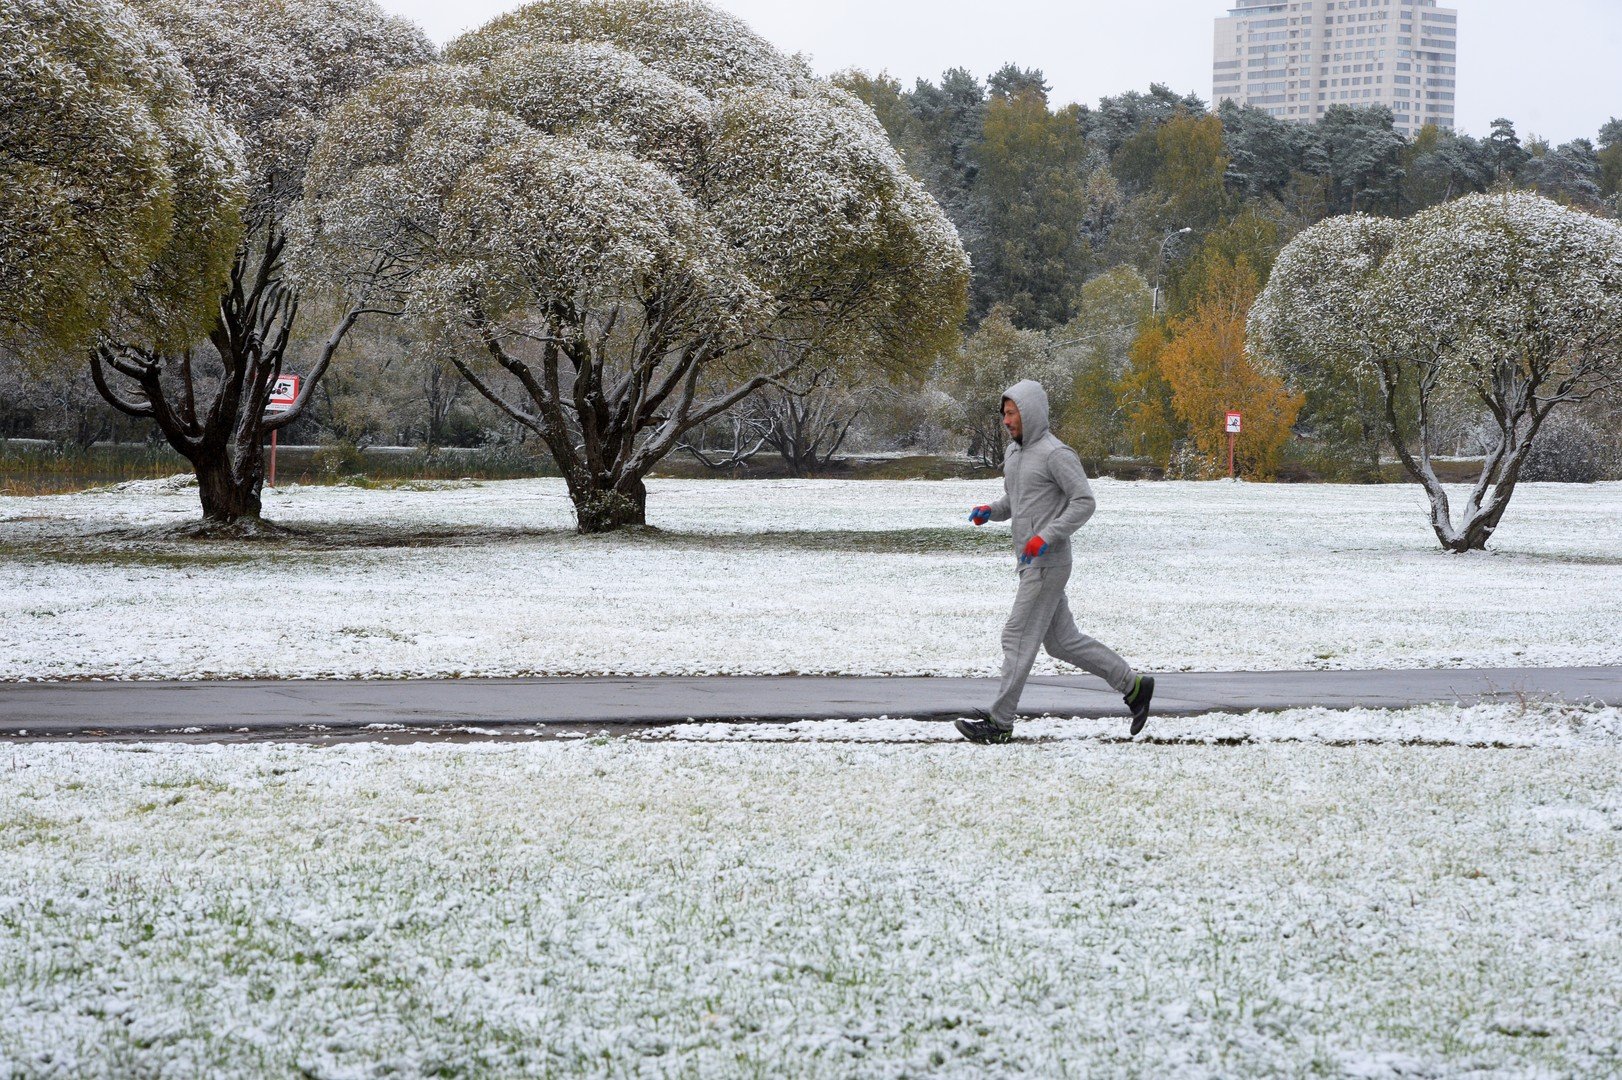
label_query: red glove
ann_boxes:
[969,505,992,525]
[1019,535,1049,565]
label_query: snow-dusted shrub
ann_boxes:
[301,0,969,532]
[1251,193,1622,551]
[1165,440,1219,481]
[1522,414,1605,483]
[0,0,244,361]
[1247,214,1398,379]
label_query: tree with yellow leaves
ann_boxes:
[1151,257,1302,479]
[1116,321,1179,465]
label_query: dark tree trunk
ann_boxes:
[970,425,1007,469]
[445,306,802,536]
[72,412,110,451]
[423,362,462,452]
[571,474,648,533]
[193,450,264,523]
[1434,507,1505,552]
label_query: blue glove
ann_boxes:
[969,505,992,526]
[1019,535,1049,565]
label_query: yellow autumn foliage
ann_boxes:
[1155,257,1302,479]
[1116,322,1178,464]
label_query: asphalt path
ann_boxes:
[2,667,1618,741]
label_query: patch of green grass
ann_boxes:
[0,812,68,845]
[0,540,263,569]
[337,626,416,644]
[0,441,560,496]
[0,521,1001,569]
[648,453,1001,482]
[609,526,1006,555]
[844,456,998,481]
[0,442,189,495]
[147,778,232,794]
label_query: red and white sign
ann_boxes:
[266,375,301,415]
[1225,411,1243,435]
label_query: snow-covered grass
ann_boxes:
[640,701,1622,749]
[2,477,1619,680]
[3,706,1620,1078]
[8,480,1617,1078]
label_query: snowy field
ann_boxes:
[3,708,1621,1078]
[1,476,1620,679]
[5,479,1621,1077]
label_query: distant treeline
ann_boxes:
[836,67,1620,330]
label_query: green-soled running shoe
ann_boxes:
[1125,675,1155,736]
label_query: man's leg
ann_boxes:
[987,566,1071,728]
[1043,594,1135,695]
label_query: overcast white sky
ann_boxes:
[378,0,1621,144]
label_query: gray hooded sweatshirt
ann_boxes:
[987,379,1096,570]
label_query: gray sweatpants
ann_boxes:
[990,563,1134,728]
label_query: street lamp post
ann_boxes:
[1151,226,1194,316]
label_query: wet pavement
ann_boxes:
[3,667,1618,742]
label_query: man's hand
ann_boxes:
[969,505,992,526]
[1019,535,1049,565]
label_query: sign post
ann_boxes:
[265,376,301,487]
[1224,411,1243,479]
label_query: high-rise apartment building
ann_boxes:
[1213,0,1458,137]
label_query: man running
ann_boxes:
[957,379,1152,744]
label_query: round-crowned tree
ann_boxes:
[300,0,970,532]
[0,0,243,364]
[1250,193,1622,551]
[89,0,434,525]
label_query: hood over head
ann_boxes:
[1002,379,1050,445]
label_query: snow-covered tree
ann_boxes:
[1600,119,1622,201]
[89,0,433,524]
[1313,105,1407,216]
[1518,138,1605,210]
[1400,125,1492,213]
[301,0,969,531]
[750,366,871,477]
[936,306,1068,468]
[0,0,243,364]
[1219,100,1312,204]
[1251,193,1622,551]
[1083,84,1207,160]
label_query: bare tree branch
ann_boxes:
[90,346,155,419]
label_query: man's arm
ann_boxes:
[1037,449,1095,542]
[972,479,1012,525]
